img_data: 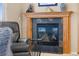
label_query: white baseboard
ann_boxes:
[71,52,77,56]
[40,52,78,56]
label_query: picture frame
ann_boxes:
[38,3,58,7]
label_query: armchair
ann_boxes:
[0,22,30,56]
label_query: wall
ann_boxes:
[66,3,79,54]
[4,3,23,38]
[4,3,30,41]
[33,3,61,12]
[21,3,30,39]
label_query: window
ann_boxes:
[0,3,3,21]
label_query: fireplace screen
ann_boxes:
[37,24,59,46]
[32,18,63,53]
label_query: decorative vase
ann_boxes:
[26,4,34,13]
[60,3,66,12]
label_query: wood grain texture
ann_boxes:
[23,12,72,54]
[78,18,79,54]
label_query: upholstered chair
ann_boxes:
[0,22,30,56]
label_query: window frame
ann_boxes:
[0,3,7,21]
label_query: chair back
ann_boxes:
[0,22,20,42]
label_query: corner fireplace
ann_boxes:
[24,12,72,54]
[32,18,63,53]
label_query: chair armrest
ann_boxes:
[11,42,29,53]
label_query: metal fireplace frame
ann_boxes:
[32,18,63,53]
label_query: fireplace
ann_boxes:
[32,18,63,53]
[24,12,72,54]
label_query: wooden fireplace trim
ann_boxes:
[78,18,79,54]
[24,12,72,54]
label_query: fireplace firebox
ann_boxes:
[37,23,59,46]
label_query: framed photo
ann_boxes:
[38,3,58,7]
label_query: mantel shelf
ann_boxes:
[23,11,72,18]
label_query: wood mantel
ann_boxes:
[24,12,72,54]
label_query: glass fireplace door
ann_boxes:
[37,23,59,46]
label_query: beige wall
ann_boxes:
[33,3,61,12]
[4,3,24,38]
[66,3,79,54]
[4,3,79,54]
[4,3,30,40]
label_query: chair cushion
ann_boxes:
[11,42,29,53]
[13,52,30,56]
